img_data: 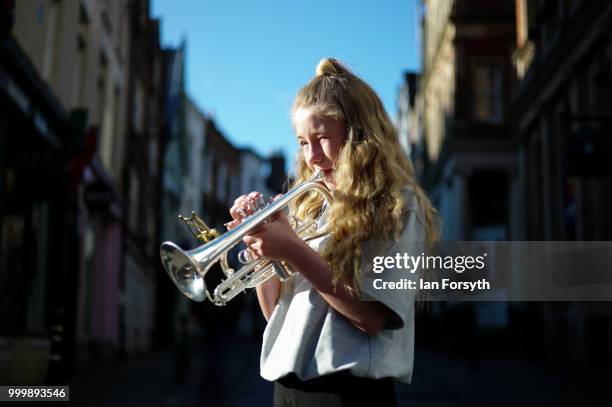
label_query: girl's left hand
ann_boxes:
[241,194,303,262]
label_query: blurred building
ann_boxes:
[2,0,133,380]
[397,71,420,158]
[170,94,207,333]
[1,0,82,384]
[156,43,189,347]
[121,0,163,356]
[266,151,288,195]
[1,0,289,385]
[182,97,206,224]
[511,0,612,365]
[411,0,612,366]
[413,0,517,339]
[513,0,612,241]
[415,0,518,241]
[200,117,242,230]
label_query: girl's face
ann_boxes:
[294,107,347,190]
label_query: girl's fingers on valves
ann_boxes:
[225,219,240,230]
[234,194,248,205]
[230,197,247,219]
[231,195,254,219]
[228,192,265,229]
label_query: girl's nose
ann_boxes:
[309,144,323,165]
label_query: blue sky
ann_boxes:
[151,0,421,166]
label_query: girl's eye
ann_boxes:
[299,140,308,146]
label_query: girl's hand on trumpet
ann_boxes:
[227,191,290,321]
[227,192,303,263]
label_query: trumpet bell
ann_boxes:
[160,241,208,302]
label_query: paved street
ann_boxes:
[69,338,272,407]
[68,339,611,406]
[399,351,611,406]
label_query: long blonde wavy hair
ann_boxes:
[289,58,439,293]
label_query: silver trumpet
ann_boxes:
[159,170,332,305]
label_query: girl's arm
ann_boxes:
[284,238,392,336]
[243,210,392,336]
[255,275,281,321]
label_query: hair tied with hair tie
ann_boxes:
[316,57,346,77]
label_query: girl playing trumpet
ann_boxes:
[227,58,439,407]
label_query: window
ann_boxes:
[473,64,504,123]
